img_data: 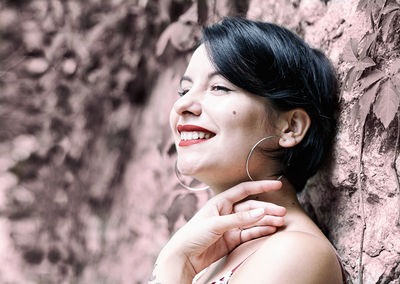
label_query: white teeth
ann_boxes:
[180,131,213,141]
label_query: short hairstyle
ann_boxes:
[202,17,338,192]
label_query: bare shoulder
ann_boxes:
[230,231,343,284]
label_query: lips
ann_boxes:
[177,125,215,133]
[177,124,216,147]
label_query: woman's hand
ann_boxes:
[151,180,286,284]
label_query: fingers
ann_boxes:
[210,208,268,235]
[240,226,277,243]
[240,215,284,229]
[233,200,285,229]
[218,180,282,205]
[233,200,286,216]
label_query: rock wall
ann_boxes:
[0,0,399,283]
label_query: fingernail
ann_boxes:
[262,180,280,184]
[279,207,287,214]
[249,208,265,218]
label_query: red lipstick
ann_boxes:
[177,124,215,147]
[177,124,215,133]
[179,139,208,146]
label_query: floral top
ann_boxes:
[191,258,246,284]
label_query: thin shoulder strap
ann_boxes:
[230,257,248,274]
[225,251,257,282]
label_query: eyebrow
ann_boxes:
[179,71,222,86]
[180,76,192,85]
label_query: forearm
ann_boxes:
[149,250,196,284]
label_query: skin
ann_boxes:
[150,45,343,284]
[171,47,277,191]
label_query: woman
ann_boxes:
[150,17,344,284]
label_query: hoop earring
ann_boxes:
[245,135,282,181]
[174,160,210,191]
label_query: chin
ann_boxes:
[177,160,202,176]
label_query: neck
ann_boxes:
[210,177,299,208]
[210,177,307,231]
[208,176,326,243]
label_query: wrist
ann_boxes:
[151,250,196,284]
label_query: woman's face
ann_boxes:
[170,45,277,189]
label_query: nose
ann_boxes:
[173,90,203,117]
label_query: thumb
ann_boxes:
[211,208,266,234]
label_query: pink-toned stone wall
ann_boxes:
[0,0,399,283]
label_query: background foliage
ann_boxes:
[0,0,399,283]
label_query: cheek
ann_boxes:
[228,109,263,131]
[223,106,270,149]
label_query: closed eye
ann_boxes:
[178,89,189,97]
[178,85,232,96]
[211,85,232,93]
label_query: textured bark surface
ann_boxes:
[0,0,399,283]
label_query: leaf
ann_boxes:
[356,0,381,13]
[389,59,400,75]
[357,0,368,11]
[156,21,199,56]
[376,0,386,7]
[340,66,354,99]
[382,3,400,14]
[156,23,175,56]
[392,74,400,94]
[342,38,359,62]
[343,57,376,93]
[344,66,356,92]
[382,11,398,41]
[354,57,376,72]
[359,70,385,91]
[358,80,381,124]
[357,0,382,19]
[170,22,200,51]
[359,32,377,58]
[373,80,400,128]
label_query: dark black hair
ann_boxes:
[202,17,338,192]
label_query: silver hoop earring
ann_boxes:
[174,160,210,191]
[245,135,282,181]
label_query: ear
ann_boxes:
[277,109,311,148]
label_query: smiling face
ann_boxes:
[170,45,280,191]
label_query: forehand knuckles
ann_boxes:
[235,211,252,221]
